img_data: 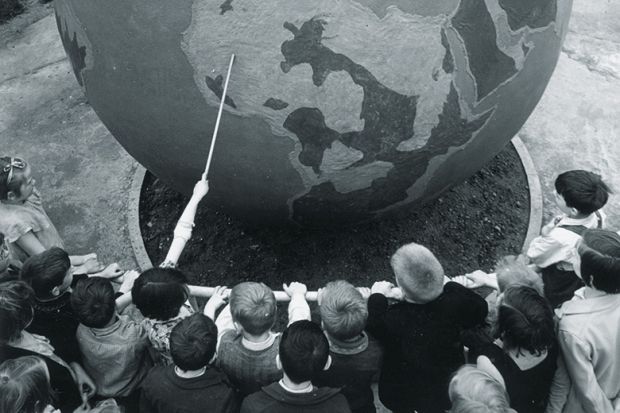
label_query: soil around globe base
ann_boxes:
[139,143,530,293]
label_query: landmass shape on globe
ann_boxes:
[53,0,572,226]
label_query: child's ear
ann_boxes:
[6,191,17,201]
[50,286,61,297]
[322,355,332,371]
[233,321,242,333]
[275,354,282,371]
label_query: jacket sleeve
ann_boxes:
[444,282,488,328]
[366,293,390,343]
[545,353,570,413]
[526,230,572,269]
[559,329,614,413]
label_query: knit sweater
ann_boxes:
[217,330,282,396]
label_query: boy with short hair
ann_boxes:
[315,280,382,413]
[208,281,311,396]
[241,320,351,413]
[367,242,488,413]
[527,170,611,307]
[140,313,239,413]
[71,277,152,400]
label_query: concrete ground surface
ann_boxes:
[1,0,618,271]
[0,1,618,412]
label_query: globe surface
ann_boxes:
[54,0,571,226]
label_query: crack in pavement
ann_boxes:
[0,55,69,85]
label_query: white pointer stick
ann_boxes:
[202,54,236,181]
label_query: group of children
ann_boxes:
[0,156,619,413]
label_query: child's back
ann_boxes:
[527,170,610,307]
[368,243,487,413]
[214,282,310,396]
[140,313,239,413]
[71,277,152,398]
[314,280,383,413]
[241,320,350,413]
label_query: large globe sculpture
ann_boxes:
[54,0,572,226]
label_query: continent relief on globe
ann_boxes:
[54,0,570,226]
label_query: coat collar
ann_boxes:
[556,287,620,318]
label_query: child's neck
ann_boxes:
[174,365,207,378]
[567,211,590,220]
[243,331,271,343]
[280,373,313,393]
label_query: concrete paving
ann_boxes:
[1,0,619,273]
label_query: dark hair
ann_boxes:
[0,157,28,200]
[70,277,116,328]
[170,313,217,371]
[0,281,34,342]
[132,267,188,320]
[497,286,555,356]
[554,170,611,215]
[579,229,620,294]
[0,356,53,413]
[20,248,71,298]
[279,320,329,383]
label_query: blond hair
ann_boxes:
[319,280,367,340]
[391,243,444,303]
[496,256,543,295]
[229,282,276,335]
[449,365,511,413]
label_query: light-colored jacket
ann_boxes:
[545,288,620,413]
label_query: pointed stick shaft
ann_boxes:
[202,54,235,181]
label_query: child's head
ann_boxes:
[554,170,610,216]
[70,277,116,328]
[229,281,276,335]
[0,157,35,202]
[449,365,511,413]
[496,286,555,355]
[391,242,444,303]
[170,313,217,371]
[0,281,34,343]
[20,247,72,299]
[278,320,330,384]
[495,256,544,295]
[319,280,367,340]
[132,267,189,321]
[0,356,53,413]
[578,229,620,294]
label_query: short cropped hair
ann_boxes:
[0,356,52,413]
[449,365,511,413]
[70,277,116,328]
[391,243,444,303]
[170,313,217,371]
[555,170,610,215]
[20,247,71,298]
[495,256,544,295]
[132,267,189,321]
[579,229,620,294]
[497,286,555,355]
[319,280,367,340]
[279,320,329,384]
[229,282,276,335]
[0,281,34,343]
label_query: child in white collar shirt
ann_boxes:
[527,170,611,307]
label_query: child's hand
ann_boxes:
[204,286,228,319]
[283,282,307,297]
[371,281,394,296]
[80,257,104,274]
[118,270,140,294]
[42,406,61,413]
[99,263,124,280]
[192,180,209,200]
[464,270,492,289]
